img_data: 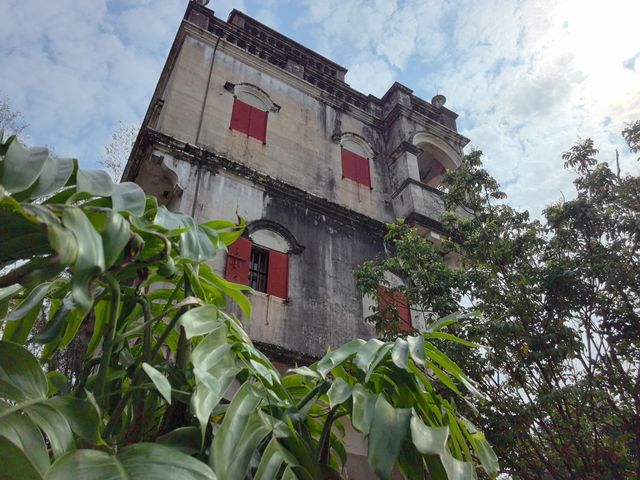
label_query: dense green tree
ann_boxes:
[0,132,497,479]
[355,122,640,479]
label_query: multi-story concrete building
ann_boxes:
[124,5,468,472]
[124,0,469,364]
[124,1,469,473]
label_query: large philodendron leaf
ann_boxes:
[367,396,412,480]
[111,182,146,217]
[190,323,240,434]
[29,156,75,200]
[76,169,114,197]
[45,443,216,480]
[0,435,44,480]
[62,207,105,309]
[154,206,218,261]
[0,140,49,194]
[0,340,48,401]
[0,341,100,461]
[0,410,50,475]
[210,383,272,480]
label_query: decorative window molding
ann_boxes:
[411,131,461,170]
[224,81,280,112]
[247,219,304,254]
[338,132,375,158]
[224,221,302,301]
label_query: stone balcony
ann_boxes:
[391,178,446,230]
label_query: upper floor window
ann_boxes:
[412,134,459,189]
[230,97,268,143]
[227,83,280,144]
[341,148,371,188]
[339,134,374,188]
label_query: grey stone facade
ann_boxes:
[124,0,469,370]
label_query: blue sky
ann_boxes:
[1,0,639,216]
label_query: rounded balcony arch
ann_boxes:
[232,83,280,112]
[246,219,304,254]
[411,131,462,188]
[339,132,375,159]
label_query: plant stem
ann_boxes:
[105,293,192,437]
[94,273,120,408]
[318,406,339,465]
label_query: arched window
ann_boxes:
[362,272,413,333]
[412,132,460,188]
[228,83,278,144]
[339,134,374,188]
[224,221,302,301]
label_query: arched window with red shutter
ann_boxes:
[224,222,301,302]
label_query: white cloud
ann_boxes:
[411,0,640,216]
[0,0,637,221]
[298,0,639,215]
[346,57,397,97]
[0,0,187,167]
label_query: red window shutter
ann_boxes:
[341,148,359,183]
[342,148,370,187]
[377,286,411,332]
[249,107,268,143]
[357,154,371,188]
[266,250,288,300]
[397,291,412,332]
[230,98,251,135]
[225,237,251,285]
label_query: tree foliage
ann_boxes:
[355,123,640,478]
[101,122,138,182]
[0,132,497,479]
[0,93,28,137]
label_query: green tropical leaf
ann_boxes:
[0,342,100,458]
[316,340,366,377]
[142,363,172,404]
[0,412,49,475]
[470,432,499,478]
[407,334,425,367]
[96,211,130,269]
[3,282,49,322]
[29,156,75,200]
[210,384,271,479]
[75,169,113,197]
[410,416,449,455]
[0,341,47,401]
[351,384,376,435]
[254,437,286,480]
[179,305,219,339]
[157,427,202,455]
[155,207,217,261]
[354,338,385,372]
[391,337,409,369]
[111,182,146,216]
[367,396,411,479]
[45,443,216,480]
[62,207,105,309]
[0,434,44,480]
[326,378,353,408]
[1,141,48,194]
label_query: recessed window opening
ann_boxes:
[416,142,455,189]
[249,246,269,292]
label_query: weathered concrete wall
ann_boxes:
[157,35,393,225]
[135,149,379,356]
[206,171,381,357]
